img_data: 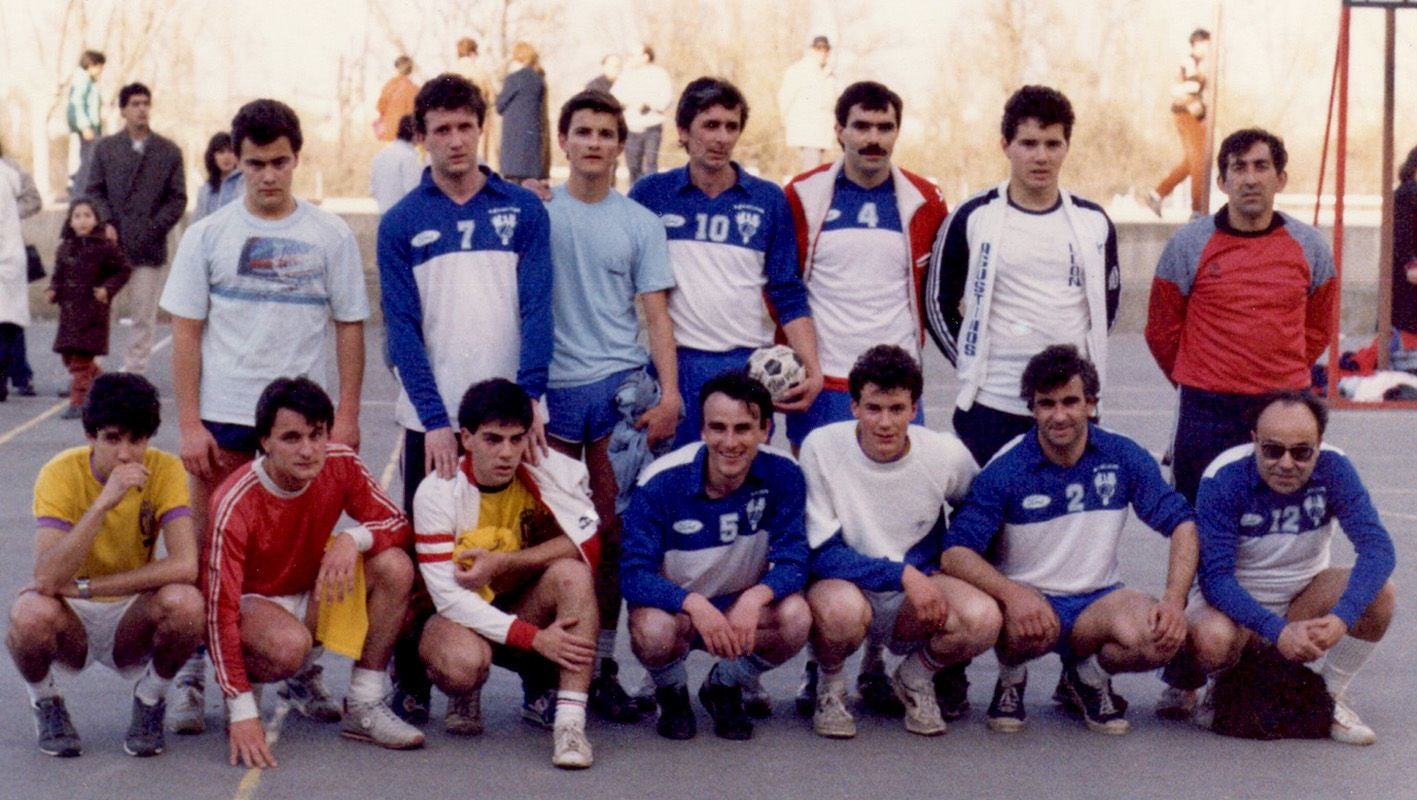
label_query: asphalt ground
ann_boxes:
[0,323,1410,800]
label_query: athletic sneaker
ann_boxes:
[589,659,643,722]
[387,684,430,726]
[698,666,753,740]
[33,697,81,757]
[654,685,696,740]
[124,695,166,757]
[1191,684,1216,730]
[890,666,946,736]
[986,675,1027,733]
[168,679,206,734]
[794,660,819,716]
[551,721,593,769]
[1054,670,1128,716]
[279,663,341,722]
[631,671,657,715]
[14,382,36,397]
[933,661,971,720]
[1155,685,1197,721]
[742,672,772,719]
[858,667,905,717]
[339,699,425,749]
[1330,698,1377,745]
[444,691,483,736]
[521,687,556,730]
[812,684,856,739]
[1059,664,1130,735]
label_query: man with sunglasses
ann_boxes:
[1159,391,1395,745]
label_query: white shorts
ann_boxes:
[242,591,312,625]
[59,595,145,679]
[864,590,911,656]
[1187,578,1305,620]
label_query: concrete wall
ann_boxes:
[22,208,1384,334]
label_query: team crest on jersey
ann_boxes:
[489,207,520,245]
[745,493,767,530]
[1302,492,1326,526]
[1093,469,1118,506]
[733,204,764,244]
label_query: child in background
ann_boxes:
[46,200,129,419]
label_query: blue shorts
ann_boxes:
[673,346,754,448]
[203,420,259,454]
[1045,583,1123,658]
[546,367,636,445]
[786,387,925,446]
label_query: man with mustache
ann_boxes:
[1145,128,1336,507]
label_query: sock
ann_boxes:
[859,640,886,676]
[175,647,206,687]
[648,657,687,689]
[134,662,172,707]
[594,630,617,676]
[712,654,773,688]
[1321,636,1377,700]
[818,661,847,695]
[998,662,1028,688]
[346,667,385,706]
[897,648,945,689]
[555,690,588,727]
[25,670,59,706]
[297,645,324,676]
[1074,655,1110,689]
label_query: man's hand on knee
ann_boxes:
[531,617,595,671]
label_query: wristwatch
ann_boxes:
[75,578,92,600]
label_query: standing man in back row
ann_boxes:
[922,84,1120,714]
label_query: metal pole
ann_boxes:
[1329,4,1350,394]
[1376,7,1396,370]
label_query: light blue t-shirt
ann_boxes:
[547,185,675,388]
[159,198,371,426]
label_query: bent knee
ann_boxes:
[628,608,683,664]
[153,584,204,624]
[545,557,594,597]
[772,594,813,641]
[7,594,68,643]
[367,548,415,592]
[952,592,1004,644]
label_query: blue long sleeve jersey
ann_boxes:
[377,167,554,432]
[1197,444,1395,644]
[620,443,809,613]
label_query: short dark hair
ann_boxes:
[676,77,749,131]
[642,45,656,63]
[79,50,106,69]
[61,199,104,240]
[203,131,234,191]
[457,37,478,57]
[414,73,487,132]
[1400,144,1417,185]
[1020,345,1100,409]
[848,345,923,402]
[396,114,416,142]
[1217,127,1287,180]
[835,82,902,128]
[232,99,303,155]
[1001,85,1074,143]
[458,378,533,433]
[700,370,773,431]
[394,55,413,74]
[83,373,160,439]
[1251,390,1328,437]
[558,89,628,142]
[118,83,150,109]
[254,377,333,441]
[1190,28,1211,45]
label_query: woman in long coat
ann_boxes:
[496,41,550,182]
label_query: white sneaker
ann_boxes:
[339,699,425,750]
[168,680,206,734]
[552,721,593,769]
[1331,698,1376,746]
[444,691,483,736]
[812,684,856,739]
[890,667,946,736]
[1155,685,1196,721]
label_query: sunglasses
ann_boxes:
[1258,442,1316,462]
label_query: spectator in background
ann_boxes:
[453,37,498,165]
[370,115,422,214]
[0,139,42,396]
[778,36,838,174]
[1145,29,1211,218]
[0,160,27,400]
[376,56,420,142]
[46,200,129,419]
[1342,143,1417,374]
[613,45,672,185]
[587,54,622,95]
[497,42,550,183]
[193,132,240,222]
[66,50,106,199]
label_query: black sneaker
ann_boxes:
[1059,664,1130,735]
[589,659,643,722]
[654,685,696,740]
[14,382,36,397]
[794,660,819,716]
[857,668,905,717]
[521,687,556,730]
[742,673,772,719]
[698,666,753,741]
[1053,669,1128,715]
[33,697,81,757]
[124,695,166,757]
[986,675,1027,733]
[386,685,430,726]
[933,661,971,720]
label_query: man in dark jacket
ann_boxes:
[84,82,186,375]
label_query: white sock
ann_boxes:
[1322,637,1377,700]
[25,670,59,706]
[594,630,616,674]
[1075,655,1110,689]
[175,649,206,686]
[819,661,847,695]
[134,662,171,707]
[555,690,588,727]
[998,663,1028,688]
[346,667,385,706]
[860,641,886,675]
[897,649,943,688]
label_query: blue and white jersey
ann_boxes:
[1197,444,1395,644]
[620,442,809,613]
[946,424,1193,596]
[629,164,807,352]
[377,167,553,432]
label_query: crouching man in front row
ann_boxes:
[414,379,602,769]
